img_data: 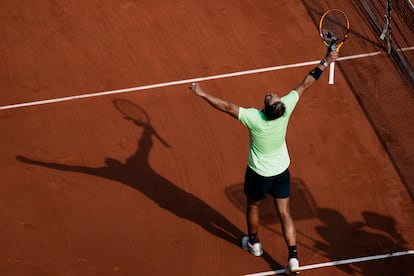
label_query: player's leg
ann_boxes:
[241,196,263,256]
[270,169,300,274]
[274,197,296,246]
[246,196,261,242]
[242,167,266,256]
[274,197,300,274]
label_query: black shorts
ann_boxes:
[244,166,290,200]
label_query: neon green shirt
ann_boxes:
[238,90,299,176]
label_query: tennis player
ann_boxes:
[189,49,338,274]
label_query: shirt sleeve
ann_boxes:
[238,107,259,128]
[281,90,299,117]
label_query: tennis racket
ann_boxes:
[113,99,170,147]
[319,9,350,84]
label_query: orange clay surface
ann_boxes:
[1,1,414,275]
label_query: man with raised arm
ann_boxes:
[189,49,338,274]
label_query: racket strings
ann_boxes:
[321,12,349,43]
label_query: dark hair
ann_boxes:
[264,101,285,120]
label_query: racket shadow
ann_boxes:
[16,99,283,271]
[113,98,170,147]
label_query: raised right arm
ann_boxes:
[294,50,338,97]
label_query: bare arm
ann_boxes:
[189,83,240,118]
[295,50,338,97]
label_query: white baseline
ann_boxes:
[243,250,414,276]
[0,51,382,111]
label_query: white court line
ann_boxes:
[399,46,414,52]
[407,0,414,11]
[0,51,382,111]
[243,250,414,276]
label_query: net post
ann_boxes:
[380,0,392,54]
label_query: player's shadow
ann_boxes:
[16,99,283,270]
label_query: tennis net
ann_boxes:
[360,0,414,86]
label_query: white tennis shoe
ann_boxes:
[241,236,263,256]
[286,258,300,274]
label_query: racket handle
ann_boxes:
[328,43,336,85]
[328,61,335,85]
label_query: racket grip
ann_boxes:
[328,61,335,85]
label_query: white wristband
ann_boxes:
[320,59,328,67]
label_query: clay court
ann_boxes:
[1,0,414,275]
